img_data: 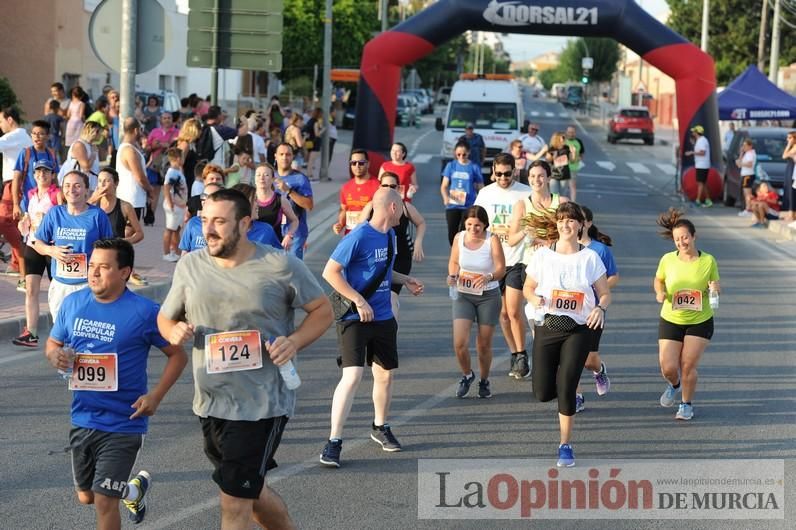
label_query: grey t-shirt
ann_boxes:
[160,243,325,421]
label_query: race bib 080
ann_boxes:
[551,289,585,315]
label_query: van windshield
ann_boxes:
[447,102,517,130]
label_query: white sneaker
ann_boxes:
[162,253,179,262]
[788,221,796,230]
[737,210,751,217]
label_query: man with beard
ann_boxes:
[45,238,187,526]
[158,188,332,529]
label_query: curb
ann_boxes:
[768,220,795,240]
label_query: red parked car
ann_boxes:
[607,106,655,145]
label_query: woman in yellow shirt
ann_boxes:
[654,208,720,421]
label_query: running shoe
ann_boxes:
[557,444,575,467]
[162,252,179,263]
[16,279,25,293]
[738,209,752,217]
[478,379,492,399]
[320,439,342,467]
[675,403,694,420]
[371,424,402,452]
[514,353,530,379]
[660,383,681,407]
[123,470,151,524]
[12,328,38,348]
[129,272,148,286]
[508,354,518,378]
[593,362,610,396]
[701,199,713,208]
[456,371,475,398]
[575,393,585,413]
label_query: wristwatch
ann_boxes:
[597,304,607,313]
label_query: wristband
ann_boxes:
[597,304,607,313]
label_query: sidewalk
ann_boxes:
[0,141,352,343]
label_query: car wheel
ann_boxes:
[644,136,654,145]
[722,176,736,207]
[607,134,616,144]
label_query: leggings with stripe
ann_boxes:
[531,323,591,416]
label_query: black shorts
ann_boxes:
[391,254,412,294]
[658,317,714,342]
[588,326,603,352]
[499,263,526,293]
[695,168,709,183]
[200,415,288,499]
[23,244,51,278]
[741,175,755,189]
[337,318,398,370]
[70,427,144,498]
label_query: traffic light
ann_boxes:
[581,69,590,84]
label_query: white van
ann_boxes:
[435,78,524,171]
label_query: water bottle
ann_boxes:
[709,288,719,310]
[534,298,546,326]
[406,185,417,199]
[278,360,302,390]
[58,345,76,381]
[449,285,459,300]
[269,336,301,390]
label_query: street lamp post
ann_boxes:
[700,0,709,52]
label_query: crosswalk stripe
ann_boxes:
[559,112,569,118]
[411,154,433,164]
[594,160,616,172]
[626,162,650,174]
[545,112,554,117]
[530,111,540,116]
[656,163,676,174]
[578,172,630,180]
[579,188,649,197]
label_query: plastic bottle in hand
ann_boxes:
[449,285,459,300]
[709,287,719,310]
[270,337,301,390]
[58,344,76,381]
[534,298,546,326]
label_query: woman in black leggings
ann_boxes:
[522,202,611,468]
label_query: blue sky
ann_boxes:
[502,0,669,61]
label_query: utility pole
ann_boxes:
[210,0,219,105]
[120,0,136,124]
[757,0,769,71]
[769,0,781,83]
[700,0,709,52]
[320,0,332,180]
[380,0,388,32]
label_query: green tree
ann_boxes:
[667,0,796,84]
[412,35,468,89]
[0,77,19,110]
[538,68,568,90]
[557,37,620,83]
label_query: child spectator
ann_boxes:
[44,100,65,159]
[750,181,780,228]
[226,150,253,187]
[162,147,188,261]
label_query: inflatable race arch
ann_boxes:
[353,0,721,197]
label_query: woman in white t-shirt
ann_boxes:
[447,205,505,399]
[523,202,611,468]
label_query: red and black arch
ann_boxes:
[354,0,720,195]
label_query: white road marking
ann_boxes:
[559,112,570,118]
[626,162,651,174]
[530,111,540,117]
[595,160,616,172]
[656,163,676,174]
[578,172,630,180]
[544,112,554,117]
[407,128,436,158]
[0,350,39,365]
[579,188,649,197]
[411,154,433,164]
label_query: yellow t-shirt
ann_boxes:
[656,250,719,325]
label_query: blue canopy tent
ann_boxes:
[718,65,796,121]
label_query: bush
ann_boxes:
[0,77,20,110]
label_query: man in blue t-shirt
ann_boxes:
[34,170,114,320]
[13,119,60,212]
[458,123,486,167]
[45,238,187,526]
[441,141,484,245]
[274,143,313,259]
[319,187,424,468]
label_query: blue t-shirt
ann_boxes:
[275,169,313,237]
[14,147,60,212]
[586,240,618,277]
[179,215,205,252]
[330,223,396,322]
[35,204,113,284]
[50,288,169,434]
[179,216,283,253]
[442,161,483,210]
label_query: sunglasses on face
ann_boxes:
[493,171,513,178]
[380,184,397,189]
[349,160,367,166]
[455,152,468,157]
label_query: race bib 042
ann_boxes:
[672,289,702,311]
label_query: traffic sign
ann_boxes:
[187,0,283,72]
[89,0,167,73]
[581,56,594,70]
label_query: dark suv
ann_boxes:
[721,127,789,207]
